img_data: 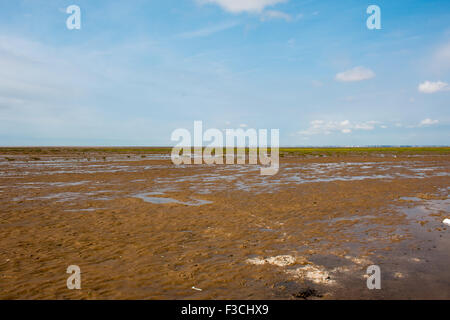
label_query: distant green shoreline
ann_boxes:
[0,146,449,155]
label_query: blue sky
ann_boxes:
[0,0,449,146]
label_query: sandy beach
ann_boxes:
[0,148,449,299]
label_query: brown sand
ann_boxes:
[0,150,449,299]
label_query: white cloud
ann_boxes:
[260,10,291,21]
[335,66,375,82]
[299,120,379,135]
[198,0,288,13]
[239,123,248,128]
[354,122,377,130]
[177,21,239,39]
[418,81,449,94]
[403,118,440,128]
[419,118,439,126]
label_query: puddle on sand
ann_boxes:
[399,196,450,220]
[400,196,422,202]
[13,190,117,202]
[64,208,105,212]
[134,192,212,206]
[17,181,90,188]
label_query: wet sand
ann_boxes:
[0,149,449,299]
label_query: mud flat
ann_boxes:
[0,148,449,299]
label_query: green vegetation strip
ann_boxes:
[0,147,449,156]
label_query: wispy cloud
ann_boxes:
[0,33,242,145]
[197,0,288,14]
[400,119,440,128]
[260,10,291,21]
[177,21,239,39]
[432,41,450,73]
[335,66,375,82]
[419,118,439,126]
[311,80,323,87]
[298,120,380,135]
[418,80,449,93]
[260,10,302,22]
